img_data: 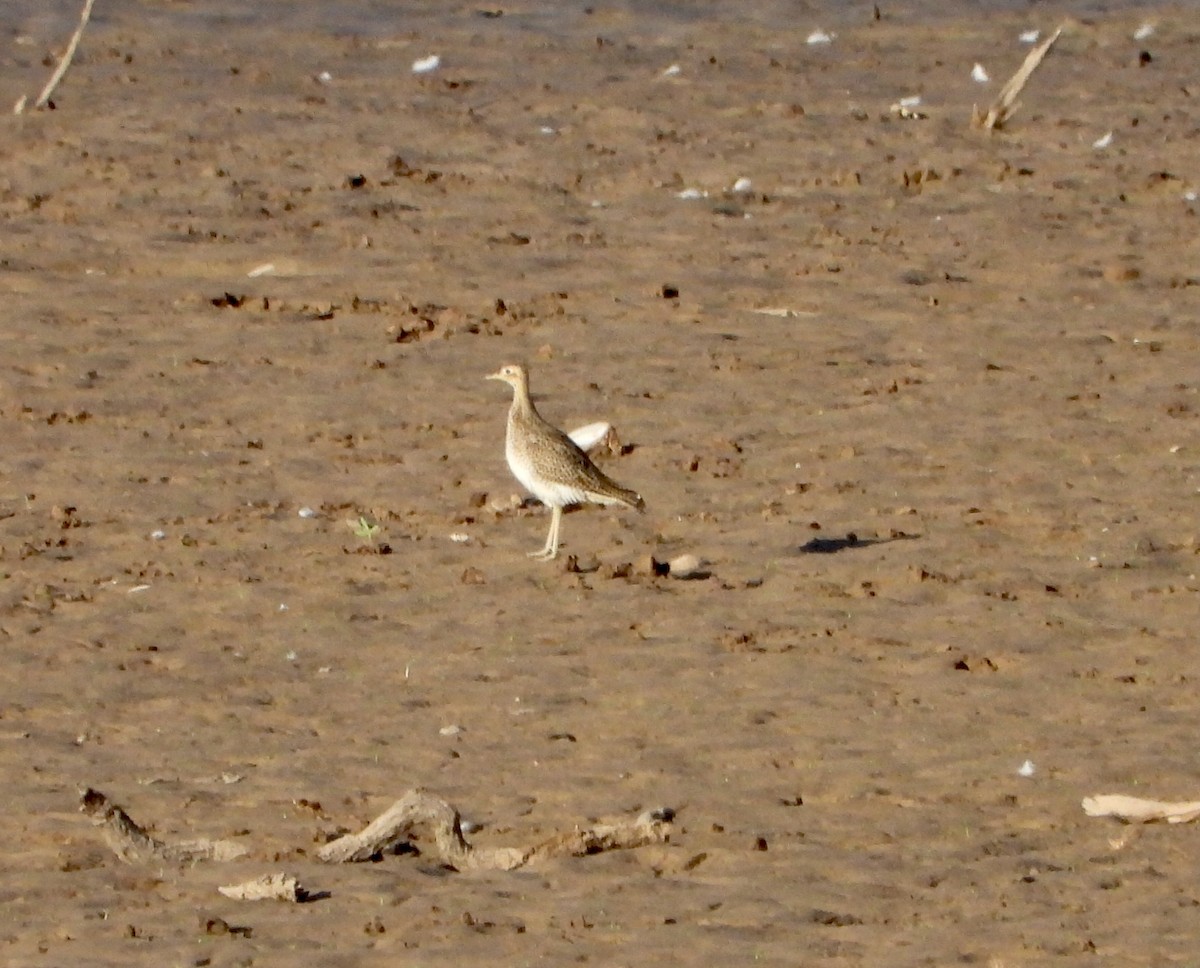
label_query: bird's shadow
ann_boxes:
[795,530,919,555]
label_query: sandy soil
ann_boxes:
[2,2,1199,965]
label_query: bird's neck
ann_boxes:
[510,382,537,422]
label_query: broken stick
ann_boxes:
[317,788,674,871]
[218,873,306,902]
[972,25,1063,130]
[81,785,674,874]
[79,787,248,864]
[14,0,97,114]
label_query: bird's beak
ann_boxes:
[485,370,502,381]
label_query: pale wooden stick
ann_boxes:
[219,873,305,902]
[525,806,675,864]
[317,788,674,870]
[81,785,673,872]
[317,788,528,869]
[16,0,97,113]
[972,25,1063,130]
[1083,794,1200,824]
[79,787,248,864]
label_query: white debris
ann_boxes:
[661,63,681,77]
[676,187,708,200]
[411,54,441,74]
[890,96,929,120]
[298,506,317,518]
[219,873,303,902]
[316,70,333,84]
[439,724,464,736]
[247,262,276,278]
[1185,190,1198,202]
[128,584,151,594]
[1133,22,1155,41]
[278,603,288,612]
[1019,29,1040,44]
[1092,130,1114,150]
[285,650,298,662]
[971,63,989,83]
[449,532,471,543]
[731,176,753,193]
[806,29,833,45]
[150,529,166,540]
[1018,759,1036,777]
[668,554,708,579]
[539,125,556,135]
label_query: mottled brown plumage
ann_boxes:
[486,363,644,560]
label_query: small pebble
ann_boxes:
[806,29,833,45]
[440,724,464,737]
[298,506,317,518]
[1017,760,1036,777]
[971,63,989,83]
[668,554,709,580]
[412,54,441,73]
[1102,264,1140,283]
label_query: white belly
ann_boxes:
[506,437,586,508]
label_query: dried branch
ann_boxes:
[14,0,97,114]
[79,787,248,864]
[219,873,306,902]
[81,785,673,876]
[972,25,1063,130]
[1083,794,1200,824]
[317,788,674,870]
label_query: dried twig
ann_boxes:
[219,873,306,902]
[81,785,673,876]
[14,0,97,114]
[79,787,248,864]
[972,25,1063,130]
[317,787,674,870]
[1083,794,1200,824]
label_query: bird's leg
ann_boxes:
[529,506,562,560]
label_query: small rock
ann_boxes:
[488,494,523,514]
[564,554,600,574]
[460,567,486,585]
[439,724,464,737]
[1103,264,1141,283]
[668,554,709,580]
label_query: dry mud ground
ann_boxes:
[2,2,1199,965]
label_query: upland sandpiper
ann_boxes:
[486,363,644,560]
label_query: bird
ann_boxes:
[486,363,644,560]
